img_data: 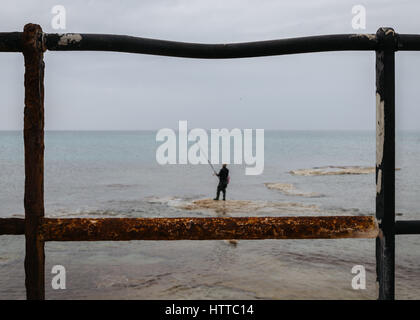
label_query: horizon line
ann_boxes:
[2,128,420,132]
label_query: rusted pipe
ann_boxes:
[0,216,381,240]
[0,218,25,235]
[39,216,379,241]
[22,23,46,300]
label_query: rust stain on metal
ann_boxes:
[39,216,378,241]
[22,23,46,300]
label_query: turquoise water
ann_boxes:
[0,130,419,299]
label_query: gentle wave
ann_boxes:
[290,165,376,176]
[264,182,323,197]
[105,184,138,189]
[40,194,372,219]
[44,208,135,218]
[175,198,320,215]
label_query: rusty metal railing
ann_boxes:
[1,24,420,300]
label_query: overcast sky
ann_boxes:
[0,0,419,130]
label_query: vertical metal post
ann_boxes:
[375,27,397,300]
[22,23,46,300]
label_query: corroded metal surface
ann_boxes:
[22,23,46,300]
[0,218,25,235]
[39,216,378,241]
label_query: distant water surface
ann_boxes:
[0,130,419,299]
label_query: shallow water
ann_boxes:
[0,130,419,299]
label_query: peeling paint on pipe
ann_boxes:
[57,33,82,46]
[375,27,396,301]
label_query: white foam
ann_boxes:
[176,198,320,215]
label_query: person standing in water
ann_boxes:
[213,164,229,201]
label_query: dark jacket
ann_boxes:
[217,167,229,186]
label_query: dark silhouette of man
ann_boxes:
[213,164,229,201]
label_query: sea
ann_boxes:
[0,130,419,299]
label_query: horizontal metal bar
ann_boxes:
[0,218,25,235]
[45,33,380,58]
[0,32,22,52]
[38,216,378,241]
[7,217,419,237]
[398,34,420,51]
[395,220,420,235]
[1,31,420,56]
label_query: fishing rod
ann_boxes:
[197,143,218,176]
